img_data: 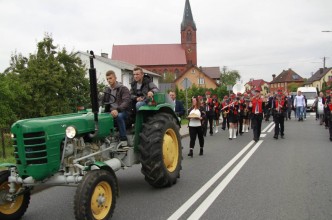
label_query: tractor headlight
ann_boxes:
[65,126,77,139]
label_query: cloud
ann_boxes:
[0,0,331,84]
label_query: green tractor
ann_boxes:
[0,51,182,220]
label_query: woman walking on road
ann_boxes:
[187,96,206,157]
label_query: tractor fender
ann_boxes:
[0,163,16,168]
[89,159,121,197]
[92,159,122,172]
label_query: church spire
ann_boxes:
[181,0,196,31]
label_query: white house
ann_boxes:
[76,51,160,88]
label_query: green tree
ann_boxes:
[220,66,241,87]
[160,72,176,83]
[0,74,19,128]
[287,82,299,92]
[4,34,90,120]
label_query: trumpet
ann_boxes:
[221,101,235,111]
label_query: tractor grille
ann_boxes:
[14,131,47,165]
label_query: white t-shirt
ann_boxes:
[294,95,305,107]
[188,108,201,127]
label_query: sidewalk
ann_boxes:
[180,125,189,138]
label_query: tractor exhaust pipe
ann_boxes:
[89,51,99,138]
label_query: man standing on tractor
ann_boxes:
[130,67,159,111]
[102,70,132,146]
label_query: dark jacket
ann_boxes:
[130,74,159,101]
[102,82,131,113]
[175,100,185,117]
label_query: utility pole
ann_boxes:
[322,56,329,68]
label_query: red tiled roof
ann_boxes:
[270,68,303,83]
[246,79,268,87]
[111,44,187,66]
[201,67,220,79]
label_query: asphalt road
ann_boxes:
[21,113,332,220]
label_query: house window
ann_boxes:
[328,75,332,81]
[191,69,195,74]
[198,78,205,85]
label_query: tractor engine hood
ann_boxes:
[11,112,114,181]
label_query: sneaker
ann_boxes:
[120,140,128,146]
[118,141,129,150]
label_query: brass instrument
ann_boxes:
[223,110,229,118]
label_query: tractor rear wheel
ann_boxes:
[0,170,30,220]
[139,112,182,187]
[74,169,117,220]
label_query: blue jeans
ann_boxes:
[136,101,147,111]
[116,111,128,141]
[296,106,303,119]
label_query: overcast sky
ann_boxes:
[1,0,332,83]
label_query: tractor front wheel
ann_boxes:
[139,112,182,188]
[0,170,30,220]
[74,169,117,220]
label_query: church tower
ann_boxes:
[181,0,197,66]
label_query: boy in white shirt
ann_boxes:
[293,90,306,121]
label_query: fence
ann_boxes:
[0,128,11,159]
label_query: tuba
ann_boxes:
[232,83,246,95]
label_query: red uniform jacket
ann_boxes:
[251,98,263,114]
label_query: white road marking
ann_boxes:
[260,134,267,137]
[167,141,255,220]
[262,122,274,133]
[187,140,264,220]
[268,124,275,133]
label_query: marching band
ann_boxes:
[184,84,332,157]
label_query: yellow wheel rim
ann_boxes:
[163,128,179,172]
[0,181,24,215]
[91,181,112,220]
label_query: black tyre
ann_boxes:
[74,169,117,220]
[0,170,30,220]
[139,112,182,187]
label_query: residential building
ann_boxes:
[270,68,304,93]
[305,67,332,91]
[200,67,221,85]
[174,66,218,90]
[244,79,269,95]
[76,51,160,88]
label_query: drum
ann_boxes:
[317,98,324,114]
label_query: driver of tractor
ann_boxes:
[102,70,131,146]
[130,67,159,111]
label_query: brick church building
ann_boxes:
[111,0,197,77]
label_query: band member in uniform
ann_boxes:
[221,96,230,130]
[324,91,331,129]
[250,87,264,142]
[272,92,287,139]
[226,93,239,140]
[242,93,251,133]
[213,95,221,133]
[326,91,332,141]
[238,92,245,135]
[265,93,274,121]
[203,91,215,136]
